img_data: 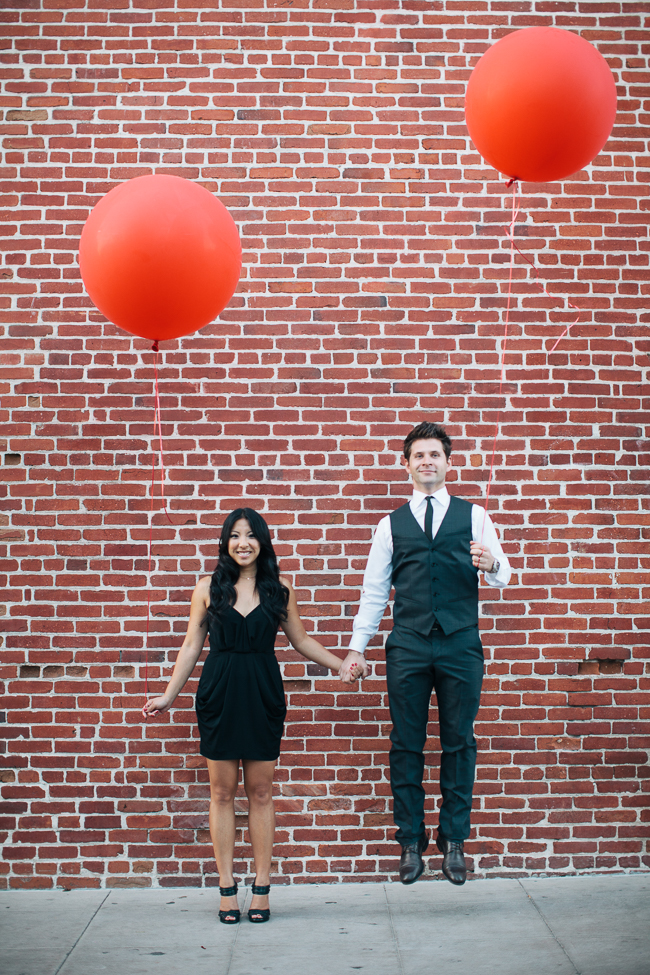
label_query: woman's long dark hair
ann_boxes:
[208,508,289,625]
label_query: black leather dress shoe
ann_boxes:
[436,834,467,885]
[399,833,429,885]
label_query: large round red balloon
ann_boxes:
[465,27,617,183]
[79,174,241,342]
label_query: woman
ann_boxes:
[143,508,356,924]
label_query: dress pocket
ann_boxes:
[196,653,226,711]
[258,659,287,719]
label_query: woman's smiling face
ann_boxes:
[227,518,261,570]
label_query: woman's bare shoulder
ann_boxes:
[195,576,212,600]
[279,574,293,591]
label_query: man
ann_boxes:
[340,422,511,885]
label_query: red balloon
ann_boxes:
[465,27,617,183]
[79,174,241,342]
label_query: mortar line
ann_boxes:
[52,891,110,975]
[383,884,406,975]
[517,879,581,975]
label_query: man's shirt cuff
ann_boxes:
[348,636,368,656]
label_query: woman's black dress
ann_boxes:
[195,604,287,761]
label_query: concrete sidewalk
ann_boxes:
[2,874,648,975]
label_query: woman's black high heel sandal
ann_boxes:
[219,883,240,924]
[247,881,271,923]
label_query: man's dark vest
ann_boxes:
[389,496,479,637]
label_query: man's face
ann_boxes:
[403,438,451,493]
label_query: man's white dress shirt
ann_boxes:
[349,487,511,655]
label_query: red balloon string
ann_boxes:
[142,341,173,716]
[150,341,174,525]
[479,182,519,545]
[479,182,582,549]
[505,238,581,353]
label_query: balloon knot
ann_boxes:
[151,340,159,352]
[506,177,518,188]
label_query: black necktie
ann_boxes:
[424,495,434,542]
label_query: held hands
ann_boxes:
[470,542,495,573]
[339,651,369,684]
[141,694,172,719]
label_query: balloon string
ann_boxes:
[478,181,583,551]
[504,238,581,353]
[143,341,172,716]
[152,343,173,525]
[480,182,519,545]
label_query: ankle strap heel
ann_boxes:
[251,883,270,895]
[218,883,240,924]
[248,879,271,923]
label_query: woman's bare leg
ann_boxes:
[242,759,276,915]
[206,758,240,916]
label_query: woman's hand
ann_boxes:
[333,660,364,680]
[142,694,172,718]
[339,651,369,683]
[349,662,364,681]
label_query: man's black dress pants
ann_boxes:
[385,623,484,845]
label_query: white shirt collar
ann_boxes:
[411,485,449,507]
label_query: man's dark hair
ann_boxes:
[403,422,452,460]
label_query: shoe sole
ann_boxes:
[400,862,424,886]
[441,866,466,886]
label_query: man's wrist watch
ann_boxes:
[489,558,500,574]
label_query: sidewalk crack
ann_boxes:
[223,884,247,975]
[53,891,110,975]
[518,879,581,975]
[383,884,406,975]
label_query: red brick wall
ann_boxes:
[1,0,649,889]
